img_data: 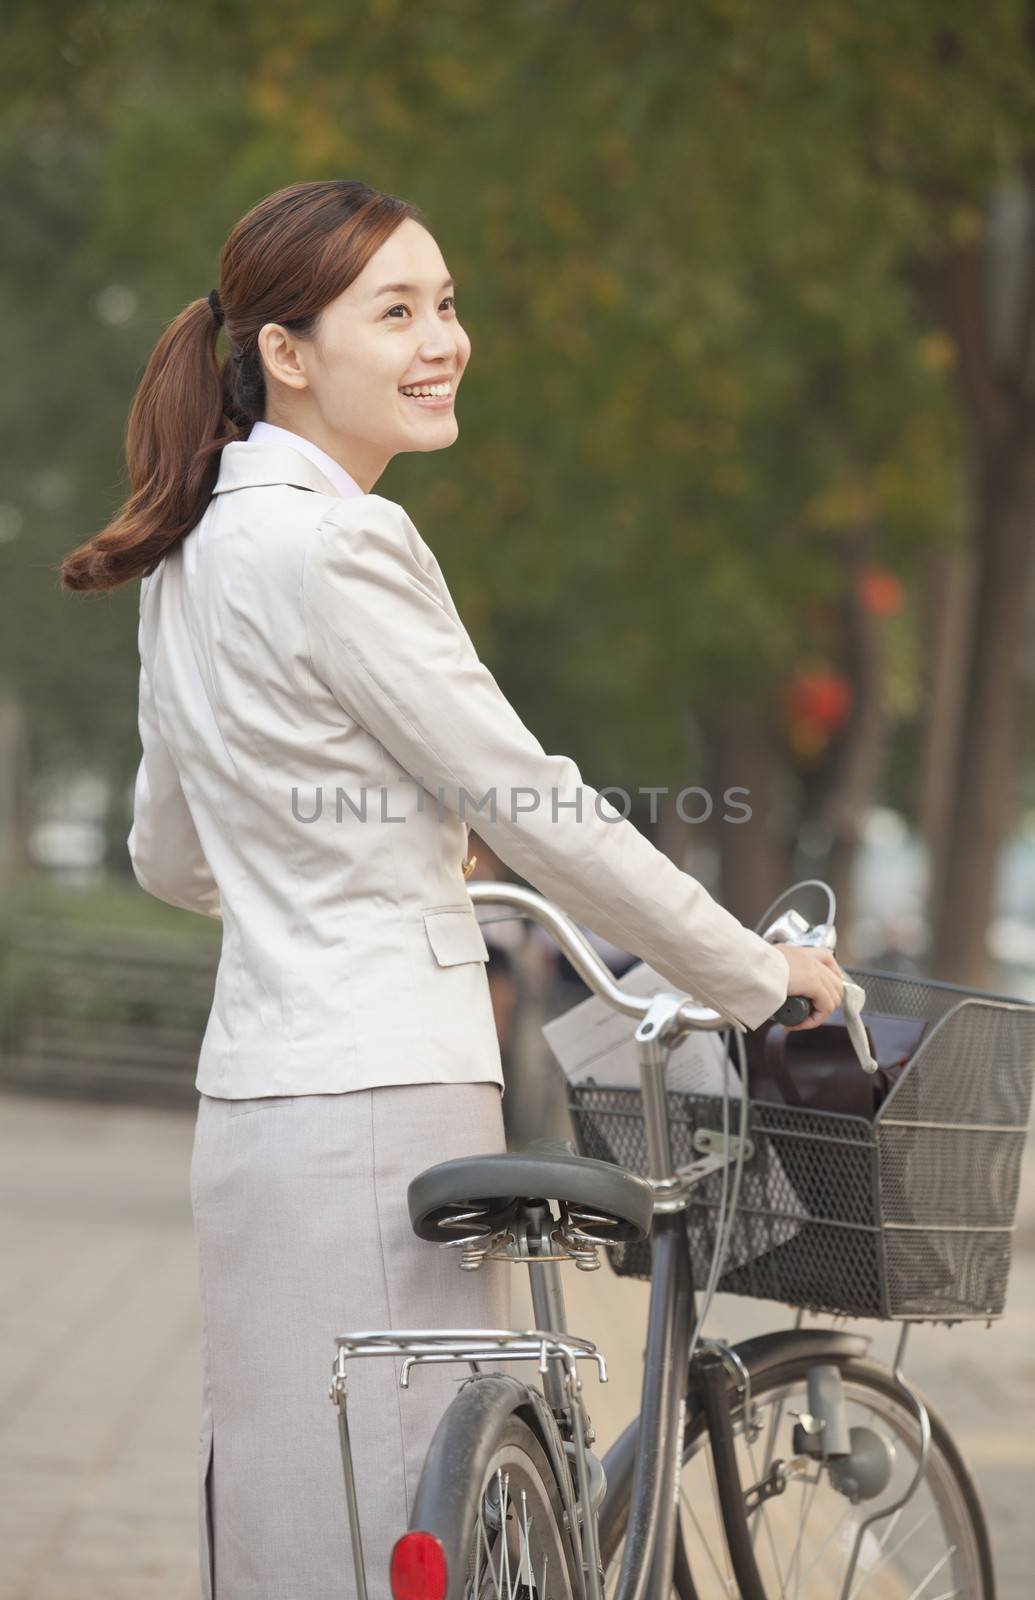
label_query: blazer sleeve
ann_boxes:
[127,614,222,921]
[301,496,789,1030]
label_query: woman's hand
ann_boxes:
[773,946,846,1030]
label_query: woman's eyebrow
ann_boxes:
[372,277,455,298]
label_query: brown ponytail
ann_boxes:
[61,179,425,594]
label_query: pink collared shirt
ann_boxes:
[247,420,366,500]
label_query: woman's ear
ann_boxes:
[257,323,309,394]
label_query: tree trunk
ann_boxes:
[930,480,1035,982]
[0,686,32,887]
[917,542,975,929]
[696,706,794,931]
[928,183,1035,985]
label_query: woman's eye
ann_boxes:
[384,297,456,319]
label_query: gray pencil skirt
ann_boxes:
[189,1082,511,1600]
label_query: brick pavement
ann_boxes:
[1,1091,1032,1598]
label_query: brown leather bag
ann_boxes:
[723,1005,950,1313]
[742,1007,929,1121]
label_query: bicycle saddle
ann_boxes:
[407,1135,654,1244]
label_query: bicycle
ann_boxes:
[329,878,1035,1599]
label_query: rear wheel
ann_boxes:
[403,1380,580,1600]
[599,1351,994,1598]
[466,1416,577,1598]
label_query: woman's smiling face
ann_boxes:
[258,217,472,492]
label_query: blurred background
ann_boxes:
[2,3,1035,1596]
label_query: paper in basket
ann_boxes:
[543,960,807,1270]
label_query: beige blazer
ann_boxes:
[128,438,789,1098]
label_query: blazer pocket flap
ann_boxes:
[423,906,490,967]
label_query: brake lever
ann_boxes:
[763,911,879,1074]
[840,980,879,1073]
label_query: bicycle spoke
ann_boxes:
[792,1497,856,1592]
[761,1392,787,1479]
[518,1487,534,1589]
[679,1484,734,1593]
[848,1509,937,1600]
[473,1491,499,1593]
[743,1425,787,1595]
[704,1441,738,1590]
[876,1506,904,1551]
[753,1392,788,1556]
[783,1469,819,1597]
[498,1470,512,1595]
[905,1547,957,1600]
[476,1481,503,1600]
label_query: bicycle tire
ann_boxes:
[598,1346,995,1599]
[403,1373,582,1600]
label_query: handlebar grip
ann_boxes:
[772,994,812,1027]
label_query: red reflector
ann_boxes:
[390,1530,448,1600]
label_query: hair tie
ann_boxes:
[207,289,224,327]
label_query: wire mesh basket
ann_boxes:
[566,969,1035,1322]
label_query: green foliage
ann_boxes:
[0,869,222,943]
[0,873,219,1070]
[1,0,1032,829]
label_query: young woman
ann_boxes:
[61,179,843,1599]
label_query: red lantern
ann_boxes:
[857,567,903,617]
[784,669,853,734]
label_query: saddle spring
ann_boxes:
[430,1198,625,1270]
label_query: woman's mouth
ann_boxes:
[399,383,454,411]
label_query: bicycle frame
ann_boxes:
[469,885,762,1600]
[330,881,929,1600]
[606,1209,696,1600]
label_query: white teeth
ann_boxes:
[401,383,451,398]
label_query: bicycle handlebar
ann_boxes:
[772,994,814,1026]
[465,879,814,1035]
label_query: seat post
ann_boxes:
[528,1256,568,1335]
[524,1201,571,1416]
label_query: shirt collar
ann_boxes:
[246,421,366,499]
[209,440,338,498]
